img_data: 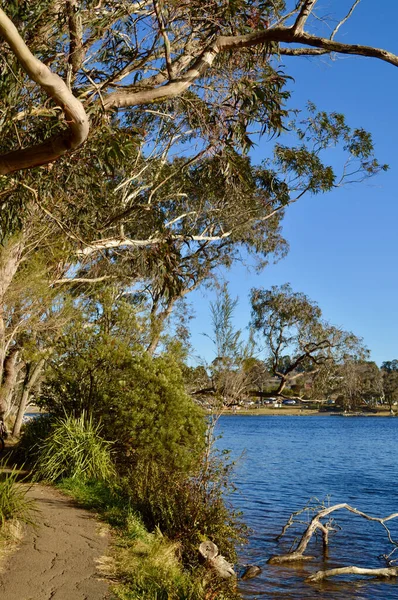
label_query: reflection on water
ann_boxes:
[217,415,398,599]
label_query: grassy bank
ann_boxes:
[0,464,36,571]
[16,414,244,600]
[58,477,238,600]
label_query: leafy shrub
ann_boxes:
[33,413,115,482]
[125,452,247,569]
[43,340,206,474]
[0,467,35,527]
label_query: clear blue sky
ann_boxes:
[187,1,398,366]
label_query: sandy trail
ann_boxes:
[0,483,110,600]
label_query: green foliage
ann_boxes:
[0,466,35,527]
[43,330,206,473]
[250,283,366,396]
[33,413,115,482]
[16,414,54,466]
[125,450,247,569]
[58,477,130,528]
[58,476,241,600]
[112,525,206,600]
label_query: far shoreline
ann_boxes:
[220,407,396,417]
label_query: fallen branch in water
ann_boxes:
[307,565,398,582]
[268,500,398,571]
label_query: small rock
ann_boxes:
[241,565,262,580]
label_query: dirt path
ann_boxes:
[0,483,110,600]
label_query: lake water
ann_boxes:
[217,415,398,599]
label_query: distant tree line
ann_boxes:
[185,285,398,412]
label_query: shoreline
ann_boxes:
[220,408,396,417]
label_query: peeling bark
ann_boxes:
[0,237,25,383]
[0,348,20,417]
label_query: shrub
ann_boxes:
[33,413,115,482]
[43,341,206,474]
[125,452,247,569]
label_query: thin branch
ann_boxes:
[52,275,117,285]
[153,0,174,80]
[331,0,361,41]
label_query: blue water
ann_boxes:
[217,415,398,599]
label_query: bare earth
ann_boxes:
[0,483,110,600]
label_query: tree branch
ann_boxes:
[293,1,318,34]
[269,503,398,564]
[153,0,174,80]
[77,232,233,257]
[0,8,89,175]
[331,0,362,41]
[307,565,398,582]
[66,0,84,79]
[103,24,398,111]
[52,275,117,285]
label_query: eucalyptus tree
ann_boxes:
[381,360,398,411]
[0,1,397,175]
[0,1,394,411]
[250,283,366,397]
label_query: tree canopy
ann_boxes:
[0,1,397,174]
[0,1,395,423]
[250,283,366,396]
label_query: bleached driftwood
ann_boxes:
[307,565,398,582]
[269,500,398,582]
[199,541,236,579]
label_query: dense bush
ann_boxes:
[33,413,115,482]
[43,338,206,473]
[125,452,247,569]
[16,414,55,467]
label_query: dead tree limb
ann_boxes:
[269,502,398,565]
[307,565,398,582]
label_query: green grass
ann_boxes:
[0,467,36,527]
[58,477,240,600]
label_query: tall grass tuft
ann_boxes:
[34,413,115,483]
[0,467,35,527]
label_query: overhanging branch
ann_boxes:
[0,8,89,175]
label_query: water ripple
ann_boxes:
[217,415,398,600]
